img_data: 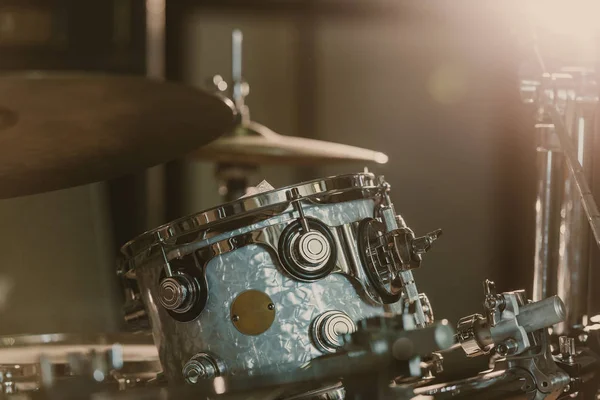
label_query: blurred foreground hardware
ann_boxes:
[0,332,160,394]
[0,281,593,400]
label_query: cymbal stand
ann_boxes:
[208,30,257,202]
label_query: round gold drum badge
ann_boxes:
[230,290,276,335]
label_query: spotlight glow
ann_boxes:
[525,0,600,41]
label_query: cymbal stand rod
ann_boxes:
[232,29,246,114]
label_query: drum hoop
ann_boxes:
[119,172,378,269]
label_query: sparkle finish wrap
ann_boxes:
[127,183,404,383]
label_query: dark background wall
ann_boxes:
[0,1,536,332]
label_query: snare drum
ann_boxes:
[0,332,160,392]
[119,173,438,384]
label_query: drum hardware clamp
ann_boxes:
[404,294,434,326]
[456,279,566,357]
[358,177,442,326]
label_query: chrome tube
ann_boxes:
[527,30,600,333]
[553,96,597,332]
[145,0,166,228]
[532,123,564,301]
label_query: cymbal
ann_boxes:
[192,120,389,165]
[0,72,235,199]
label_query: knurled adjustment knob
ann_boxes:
[311,311,357,354]
[158,274,196,313]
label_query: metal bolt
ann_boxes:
[232,315,240,322]
[564,384,571,393]
[496,344,507,357]
[496,338,518,357]
[267,303,275,311]
[559,336,576,360]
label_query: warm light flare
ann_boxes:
[525,0,599,46]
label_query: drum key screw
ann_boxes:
[287,187,311,234]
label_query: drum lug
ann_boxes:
[278,188,337,281]
[155,233,206,320]
[278,217,337,282]
[311,311,357,354]
[182,353,225,384]
[158,274,198,313]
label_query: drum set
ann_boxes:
[0,29,599,400]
